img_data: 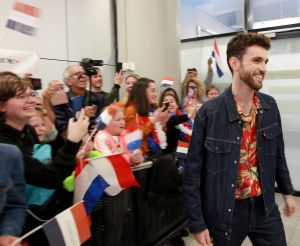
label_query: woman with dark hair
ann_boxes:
[125,77,170,157]
[158,88,196,154]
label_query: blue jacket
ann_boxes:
[52,90,105,134]
[183,86,294,239]
[0,144,27,236]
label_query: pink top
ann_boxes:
[94,129,131,163]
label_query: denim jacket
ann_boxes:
[183,87,294,239]
[0,144,27,236]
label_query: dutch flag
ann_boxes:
[74,154,140,214]
[6,1,41,36]
[211,38,224,77]
[125,124,143,152]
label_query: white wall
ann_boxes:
[0,0,116,92]
[117,0,182,96]
[181,35,300,191]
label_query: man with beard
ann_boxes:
[183,33,296,246]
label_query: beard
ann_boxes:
[239,67,263,91]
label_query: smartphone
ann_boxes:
[188,87,194,97]
[50,84,68,105]
[30,78,42,90]
[116,62,122,73]
[162,101,170,112]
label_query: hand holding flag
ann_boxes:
[74,154,140,214]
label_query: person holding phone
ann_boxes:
[159,88,196,154]
[125,78,170,157]
[182,77,205,111]
[90,67,124,105]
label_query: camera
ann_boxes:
[80,58,103,76]
[29,78,42,90]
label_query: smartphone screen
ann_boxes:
[188,87,194,97]
[116,62,122,73]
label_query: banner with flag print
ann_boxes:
[74,154,140,213]
[211,38,224,77]
[125,123,142,151]
[6,1,41,36]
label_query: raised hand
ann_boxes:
[67,109,89,143]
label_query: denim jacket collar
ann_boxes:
[225,85,271,123]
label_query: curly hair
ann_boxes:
[226,32,271,74]
[182,77,205,102]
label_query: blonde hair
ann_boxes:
[182,77,205,101]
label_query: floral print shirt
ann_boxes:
[235,94,262,199]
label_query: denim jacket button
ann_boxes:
[225,232,228,236]
[228,208,231,212]
[234,160,237,164]
[236,137,240,140]
[231,184,235,187]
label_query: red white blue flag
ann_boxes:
[125,124,142,151]
[6,2,41,36]
[211,38,224,77]
[43,202,91,246]
[12,202,91,246]
[74,154,140,213]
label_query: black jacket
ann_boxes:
[0,123,81,188]
[165,114,189,153]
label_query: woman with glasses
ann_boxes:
[0,72,89,189]
[0,72,90,241]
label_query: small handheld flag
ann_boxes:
[211,38,224,77]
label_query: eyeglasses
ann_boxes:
[68,72,86,79]
[15,91,38,100]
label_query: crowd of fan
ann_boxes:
[0,58,220,246]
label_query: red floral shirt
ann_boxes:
[235,95,262,199]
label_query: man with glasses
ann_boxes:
[52,64,105,135]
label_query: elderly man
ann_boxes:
[52,64,105,134]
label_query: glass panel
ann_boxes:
[248,0,300,29]
[180,0,244,39]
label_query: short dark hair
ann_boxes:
[226,32,271,74]
[126,77,155,116]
